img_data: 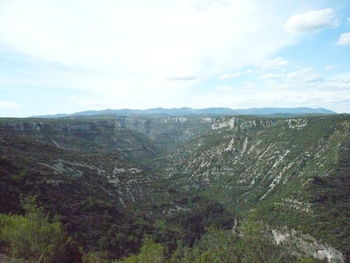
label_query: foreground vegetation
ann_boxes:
[0,198,323,263]
[0,197,81,262]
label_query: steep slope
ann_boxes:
[0,117,216,208]
[157,115,350,260]
[0,118,166,258]
[111,116,215,150]
[0,136,145,258]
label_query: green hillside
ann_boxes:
[0,115,349,262]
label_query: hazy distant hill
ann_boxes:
[36,107,336,118]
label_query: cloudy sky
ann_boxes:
[0,0,350,117]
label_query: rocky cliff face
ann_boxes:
[0,116,216,217]
[0,115,349,261]
[114,116,215,149]
[156,115,350,262]
[162,116,344,205]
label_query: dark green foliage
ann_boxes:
[297,258,320,263]
[169,220,296,263]
[82,251,110,263]
[0,157,24,214]
[0,196,82,263]
[307,135,350,261]
[116,238,165,263]
[117,221,297,263]
[161,115,350,261]
[147,195,233,256]
[0,136,146,260]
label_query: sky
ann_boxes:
[0,0,350,117]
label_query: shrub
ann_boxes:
[82,251,110,263]
[116,237,165,263]
[0,196,81,263]
[169,220,296,263]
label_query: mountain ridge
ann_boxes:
[34,107,336,118]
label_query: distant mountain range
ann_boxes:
[35,107,336,118]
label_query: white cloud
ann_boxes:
[217,85,234,92]
[219,69,253,80]
[285,8,338,33]
[258,57,289,70]
[188,68,350,113]
[259,73,284,80]
[167,75,197,81]
[324,65,337,71]
[0,100,22,110]
[186,86,346,112]
[260,67,350,94]
[337,32,350,46]
[286,68,322,83]
[195,0,229,10]
[0,1,348,114]
[0,0,297,104]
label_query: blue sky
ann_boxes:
[0,0,350,117]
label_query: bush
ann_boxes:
[169,220,296,263]
[116,238,165,263]
[0,196,81,263]
[82,251,110,263]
